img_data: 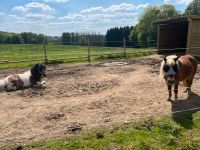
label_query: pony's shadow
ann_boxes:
[170,92,200,129]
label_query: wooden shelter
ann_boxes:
[156,15,200,56]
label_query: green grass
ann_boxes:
[0,44,155,69]
[3,111,200,150]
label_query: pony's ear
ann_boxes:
[174,56,180,62]
[163,57,167,63]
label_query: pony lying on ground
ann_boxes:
[0,64,46,91]
[160,55,197,101]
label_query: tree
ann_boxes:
[61,32,71,45]
[131,4,179,47]
[105,26,134,47]
[158,4,180,18]
[185,0,200,15]
[136,6,160,47]
[129,26,138,47]
[12,34,22,44]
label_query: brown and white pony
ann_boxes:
[160,55,197,101]
[0,64,46,91]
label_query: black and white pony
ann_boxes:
[0,64,46,91]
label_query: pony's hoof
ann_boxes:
[167,97,172,101]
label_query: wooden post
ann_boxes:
[88,39,91,63]
[43,40,48,64]
[123,38,127,60]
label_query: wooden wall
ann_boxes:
[158,22,188,51]
[187,19,200,56]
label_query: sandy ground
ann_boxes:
[0,55,200,147]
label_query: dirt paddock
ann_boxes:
[0,55,200,147]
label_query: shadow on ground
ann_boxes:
[171,92,200,129]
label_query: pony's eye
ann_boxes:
[173,64,178,72]
[163,65,169,72]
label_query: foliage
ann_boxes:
[185,0,200,15]
[105,26,134,47]
[130,4,179,48]
[0,31,46,44]
[61,32,105,46]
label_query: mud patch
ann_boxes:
[45,113,65,121]
[17,86,46,98]
[50,79,120,98]
[88,100,108,109]
[107,67,136,75]
[65,122,86,134]
[98,61,128,67]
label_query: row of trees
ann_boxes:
[0,31,45,44]
[105,26,134,47]
[61,32,105,46]
[0,31,105,46]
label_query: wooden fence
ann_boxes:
[0,39,157,67]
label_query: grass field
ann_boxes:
[3,111,200,150]
[0,44,155,69]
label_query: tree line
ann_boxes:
[0,31,46,44]
[61,32,105,46]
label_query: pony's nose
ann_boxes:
[168,80,175,85]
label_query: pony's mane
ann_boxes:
[159,55,178,78]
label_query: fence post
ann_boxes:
[88,39,91,63]
[123,38,127,60]
[43,40,48,64]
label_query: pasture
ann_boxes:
[0,44,155,69]
[0,55,200,149]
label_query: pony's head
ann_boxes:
[31,64,46,78]
[160,55,180,85]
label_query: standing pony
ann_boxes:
[160,55,197,101]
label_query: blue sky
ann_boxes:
[0,0,192,36]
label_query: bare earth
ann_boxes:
[0,55,200,147]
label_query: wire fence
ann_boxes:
[0,39,199,69]
[0,39,156,69]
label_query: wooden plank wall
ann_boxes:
[187,19,200,56]
[158,23,188,50]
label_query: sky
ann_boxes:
[0,0,193,36]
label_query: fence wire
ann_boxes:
[0,40,200,69]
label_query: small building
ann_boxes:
[155,15,200,56]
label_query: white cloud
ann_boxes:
[57,3,147,34]
[81,7,104,14]
[44,0,69,3]
[25,13,55,20]
[12,2,54,13]
[81,3,148,14]
[12,6,30,13]
[107,3,136,12]
[25,2,55,11]
[164,0,192,5]
[0,12,5,16]
[4,2,148,35]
